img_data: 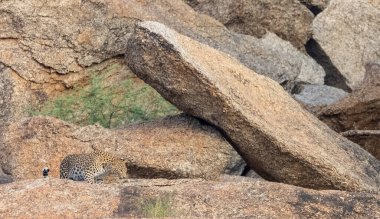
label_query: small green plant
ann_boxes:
[141,195,174,218]
[28,68,179,128]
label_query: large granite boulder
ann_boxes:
[0,115,238,181]
[0,178,379,218]
[313,0,380,90]
[126,21,380,192]
[185,0,314,51]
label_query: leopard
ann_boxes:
[60,150,127,183]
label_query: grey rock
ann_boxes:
[313,0,380,90]
[0,169,13,184]
[294,84,348,106]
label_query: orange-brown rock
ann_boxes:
[0,115,238,181]
[0,0,324,131]
[342,130,380,160]
[315,64,380,132]
[126,21,380,192]
[186,0,314,51]
[0,178,379,218]
[0,178,120,218]
[313,64,380,159]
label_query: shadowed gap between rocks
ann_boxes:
[299,2,323,15]
[196,117,275,181]
[127,164,192,180]
[305,38,351,92]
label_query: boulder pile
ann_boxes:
[0,0,378,217]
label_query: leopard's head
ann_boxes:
[112,158,128,179]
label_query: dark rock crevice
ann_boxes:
[305,38,351,92]
[299,2,323,15]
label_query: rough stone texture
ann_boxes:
[118,179,380,218]
[0,178,121,218]
[186,0,314,51]
[116,0,325,91]
[0,0,139,126]
[1,116,93,181]
[126,21,380,192]
[315,88,380,132]
[315,65,380,132]
[0,0,325,127]
[313,66,380,159]
[342,130,380,161]
[0,169,12,184]
[294,84,348,106]
[313,0,380,90]
[0,115,238,181]
[0,1,135,75]
[0,178,379,218]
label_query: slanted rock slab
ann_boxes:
[126,21,380,192]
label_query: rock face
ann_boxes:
[294,84,348,106]
[0,178,379,218]
[117,0,325,91]
[342,130,380,161]
[0,169,12,184]
[316,85,380,132]
[0,179,121,218]
[0,115,237,181]
[0,0,138,127]
[126,21,380,192]
[1,117,93,181]
[313,65,380,159]
[316,89,380,133]
[313,0,380,90]
[0,0,324,129]
[186,0,314,51]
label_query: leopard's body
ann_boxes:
[60,150,127,183]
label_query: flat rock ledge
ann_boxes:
[1,115,239,181]
[0,178,378,218]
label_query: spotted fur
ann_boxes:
[60,150,127,183]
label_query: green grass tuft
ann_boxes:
[28,69,179,128]
[141,195,174,218]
